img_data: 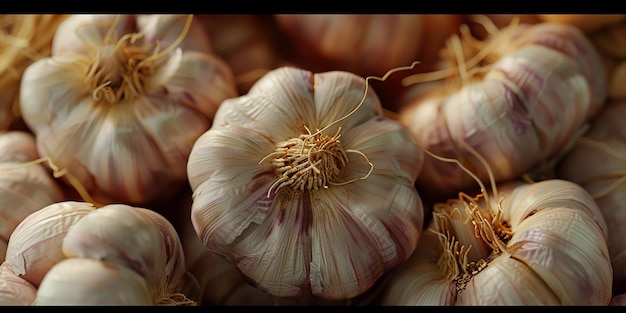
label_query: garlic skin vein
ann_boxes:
[18,14,238,204]
[187,66,425,300]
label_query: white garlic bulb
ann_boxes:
[19,14,238,205]
[381,179,612,305]
[187,66,425,300]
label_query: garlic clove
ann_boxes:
[61,203,197,304]
[4,201,95,287]
[33,258,153,305]
[0,261,37,305]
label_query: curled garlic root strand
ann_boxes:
[156,292,197,306]
[260,61,419,198]
[81,15,193,105]
[401,16,520,88]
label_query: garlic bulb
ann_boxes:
[0,131,66,262]
[187,66,425,300]
[19,14,238,205]
[381,179,612,305]
[557,100,626,297]
[398,20,607,200]
[273,14,462,112]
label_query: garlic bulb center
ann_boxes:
[86,36,152,105]
[432,192,513,292]
[265,128,348,197]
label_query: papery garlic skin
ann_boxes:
[399,22,607,199]
[0,262,37,305]
[187,66,425,300]
[34,258,153,305]
[4,201,95,287]
[19,14,238,205]
[0,131,66,262]
[381,179,612,305]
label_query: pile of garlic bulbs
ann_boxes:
[0,13,625,306]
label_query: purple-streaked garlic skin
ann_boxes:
[188,66,425,300]
[399,22,607,200]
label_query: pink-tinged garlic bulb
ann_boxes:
[187,66,425,300]
[381,179,612,305]
[0,14,68,131]
[0,262,36,305]
[557,100,626,297]
[60,204,199,305]
[19,14,238,205]
[0,131,66,262]
[398,19,607,200]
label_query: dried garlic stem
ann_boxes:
[259,62,419,198]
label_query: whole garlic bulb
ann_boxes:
[19,14,238,205]
[0,131,66,262]
[187,66,425,300]
[381,179,612,305]
[398,20,607,200]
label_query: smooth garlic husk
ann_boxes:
[19,14,238,205]
[0,131,66,262]
[381,179,612,305]
[34,258,153,305]
[187,66,425,300]
[398,20,607,200]
[557,100,626,297]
